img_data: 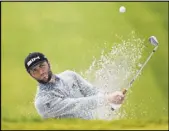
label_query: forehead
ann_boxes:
[30,61,47,70]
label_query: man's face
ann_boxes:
[29,61,50,82]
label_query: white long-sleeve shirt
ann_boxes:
[34,70,109,120]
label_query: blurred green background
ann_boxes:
[1,2,168,129]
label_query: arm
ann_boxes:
[35,92,109,119]
[69,71,99,96]
[70,71,126,105]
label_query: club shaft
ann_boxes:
[111,46,158,110]
[128,45,158,88]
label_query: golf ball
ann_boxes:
[119,6,126,13]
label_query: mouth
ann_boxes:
[41,73,48,80]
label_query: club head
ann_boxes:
[149,36,159,46]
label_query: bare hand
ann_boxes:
[106,91,125,104]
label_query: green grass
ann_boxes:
[2,117,168,130]
[1,2,168,129]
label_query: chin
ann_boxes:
[43,79,48,82]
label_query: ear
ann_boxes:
[47,61,51,68]
[47,63,50,70]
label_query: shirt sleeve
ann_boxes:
[69,70,99,97]
[35,92,109,119]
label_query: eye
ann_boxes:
[39,63,45,68]
[31,68,37,74]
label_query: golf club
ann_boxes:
[111,36,159,111]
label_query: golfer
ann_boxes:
[24,52,125,120]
